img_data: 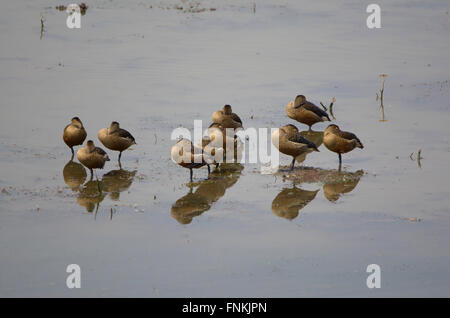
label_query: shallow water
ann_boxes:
[1,0,450,297]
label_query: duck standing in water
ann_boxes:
[212,105,243,130]
[171,138,215,182]
[206,123,243,167]
[286,95,330,130]
[63,117,87,158]
[323,124,364,166]
[98,121,136,164]
[272,124,319,170]
[77,140,110,179]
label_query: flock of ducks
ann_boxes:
[63,117,136,179]
[169,94,364,181]
[63,94,364,182]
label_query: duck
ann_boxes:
[171,138,216,182]
[272,124,319,170]
[76,140,110,179]
[206,123,243,166]
[286,95,330,130]
[323,124,364,166]
[63,117,87,157]
[212,105,243,130]
[98,121,136,164]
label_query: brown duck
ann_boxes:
[323,124,364,165]
[63,117,87,157]
[171,138,216,182]
[77,140,110,179]
[98,121,136,163]
[271,124,319,170]
[286,95,330,130]
[212,105,243,130]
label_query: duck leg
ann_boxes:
[215,163,220,169]
[338,153,342,165]
[70,147,74,159]
[189,168,193,183]
[290,157,296,171]
[118,151,122,163]
[89,169,93,181]
[207,165,211,175]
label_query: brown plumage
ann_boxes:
[98,121,136,163]
[286,95,330,130]
[171,138,215,182]
[77,140,110,179]
[63,117,87,157]
[323,124,364,166]
[212,105,243,130]
[272,124,319,170]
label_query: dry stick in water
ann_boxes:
[320,97,336,119]
[417,149,423,168]
[40,13,45,40]
[379,74,388,121]
[329,97,336,120]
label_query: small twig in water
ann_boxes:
[40,13,45,40]
[329,97,336,120]
[417,149,423,168]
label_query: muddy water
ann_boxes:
[1,0,450,297]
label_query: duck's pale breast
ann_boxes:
[63,125,86,147]
[324,133,356,154]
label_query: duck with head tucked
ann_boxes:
[272,124,319,171]
[77,140,110,179]
[171,138,216,182]
[212,105,243,131]
[323,124,364,166]
[286,95,330,130]
[98,121,136,164]
[63,117,87,158]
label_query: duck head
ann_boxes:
[294,95,307,107]
[109,121,120,133]
[223,105,233,115]
[71,116,83,127]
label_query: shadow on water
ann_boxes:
[102,169,137,201]
[271,186,319,220]
[63,162,137,216]
[63,160,87,191]
[323,170,363,202]
[300,130,324,149]
[171,163,244,224]
[276,167,364,211]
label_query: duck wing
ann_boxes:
[117,129,135,143]
[302,102,330,120]
[288,133,317,149]
[339,131,364,148]
[94,147,108,156]
[231,113,242,125]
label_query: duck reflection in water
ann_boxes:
[101,168,137,200]
[300,129,324,149]
[77,180,106,215]
[271,185,319,220]
[66,165,137,217]
[323,170,363,202]
[63,160,87,192]
[171,163,243,224]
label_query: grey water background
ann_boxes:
[0,0,449,297]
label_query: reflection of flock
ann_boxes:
[62,94,364,222]
[62,160,136,216]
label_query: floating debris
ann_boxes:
[378,74,388,122]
